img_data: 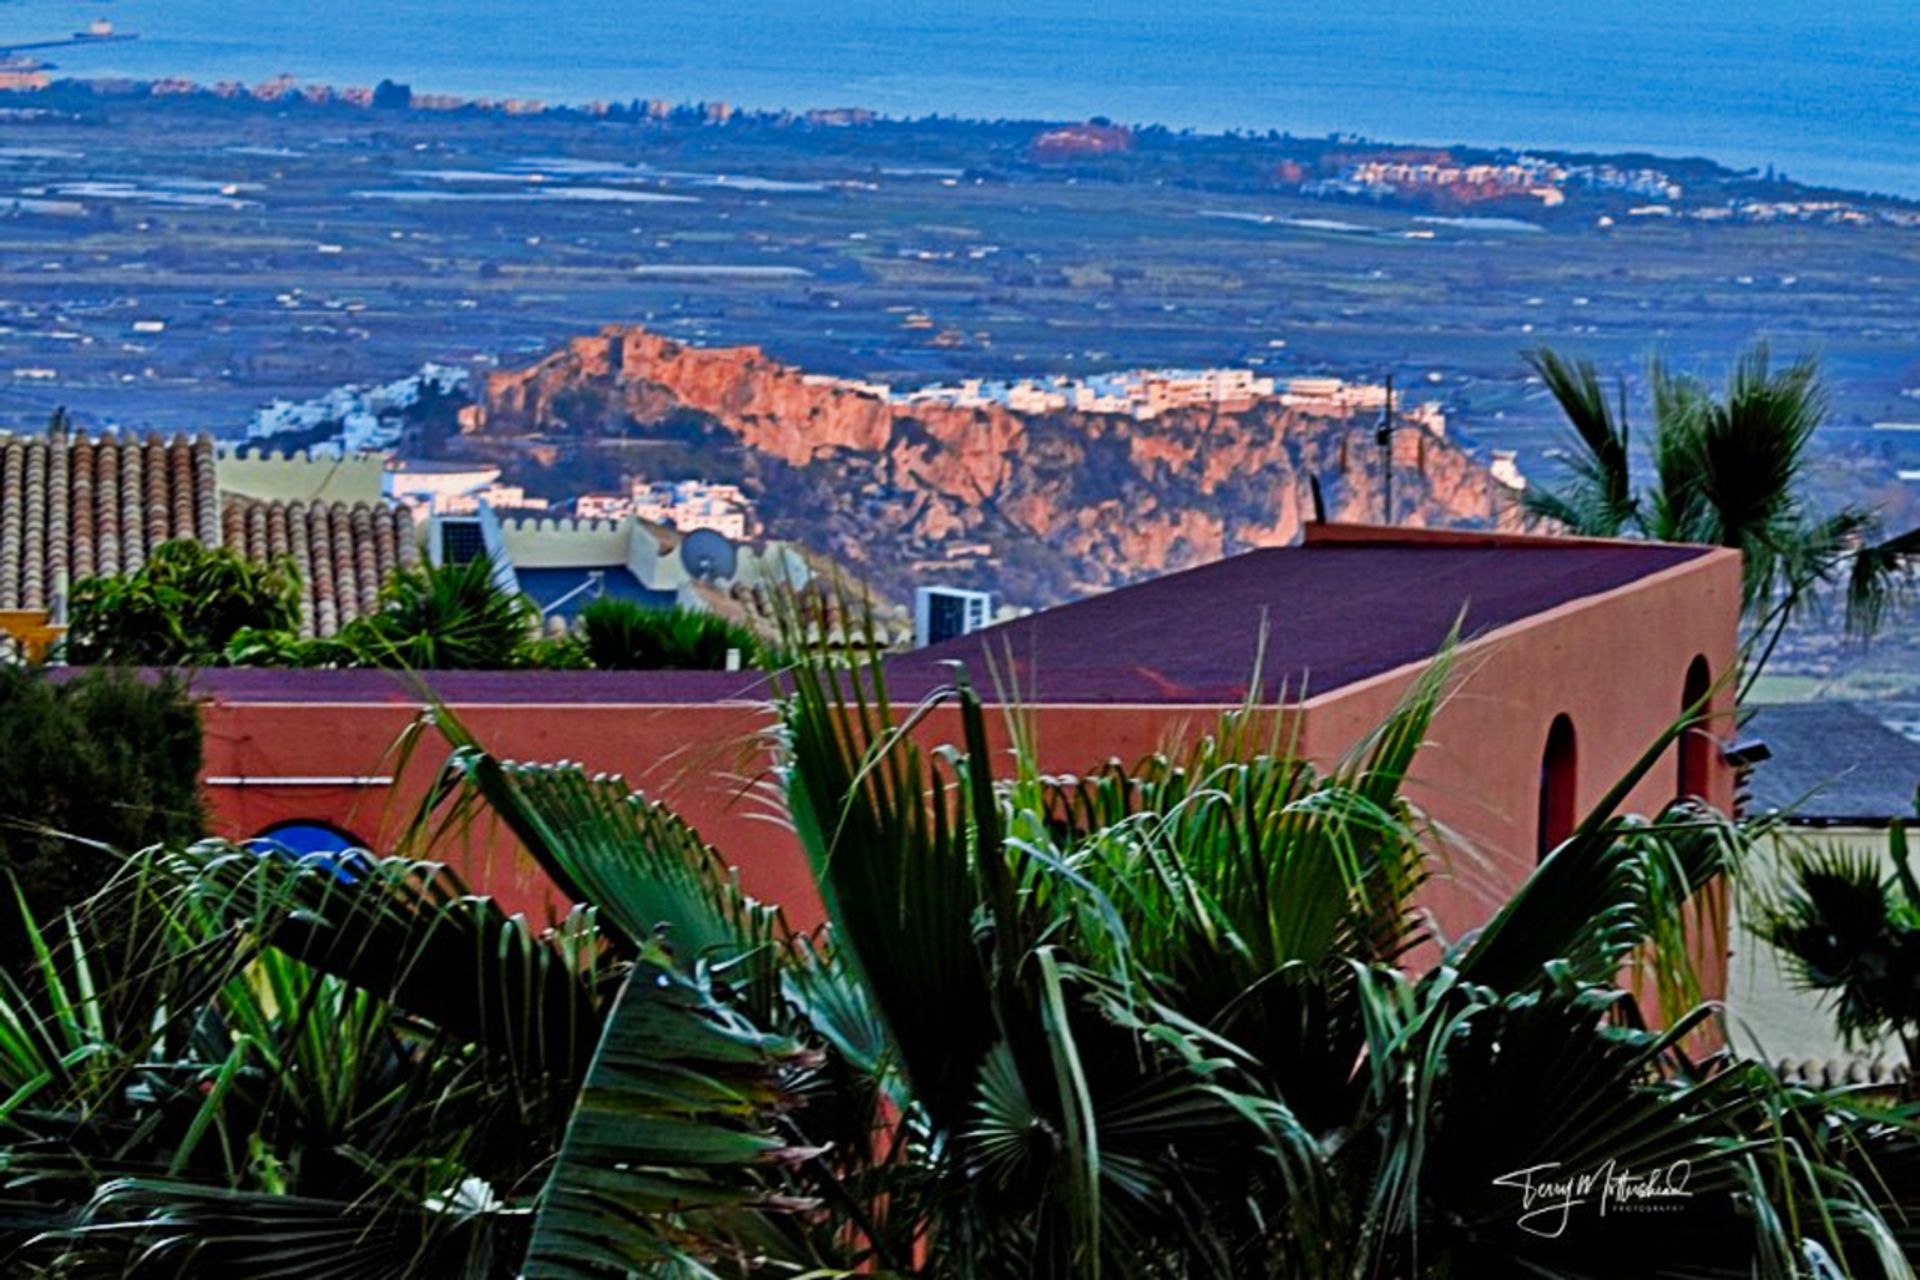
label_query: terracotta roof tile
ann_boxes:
[0,431,209,606]
[219,496,419,638]
[0,429,415,640]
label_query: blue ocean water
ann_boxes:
[5,0,1920,196]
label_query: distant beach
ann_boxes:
[3,0,1919,196]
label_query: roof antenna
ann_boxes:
[1375,372,1395,525]
[1308,474,1327,525]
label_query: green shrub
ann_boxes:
[65,540,300,667]
[578,597,764,670]
[0,665,203,972]
[513,632,591,670]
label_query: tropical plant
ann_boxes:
[512,629,592,670]
[218,567,724,673]
[578,596,767,670]
[1753,821,1920,1078]
[328,554,539,670]
[6,633,1920,1276]
[220,621,351,668]
[1523,345,1919,674]
[0,664,203,974]
[64,538,301,666]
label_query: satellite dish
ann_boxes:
[680,527,738,581]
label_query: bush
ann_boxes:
[65,540,300,667]
[0,666,203,972]
[513,631,591,670]
[578,598,765,670]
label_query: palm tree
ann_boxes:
[332,553,539,669]
[5,633,1920,1275]
[1754,823,1920,1081]
[1523,345,1918,679]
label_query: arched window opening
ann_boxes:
[1537,714,1578,861]
[248,819,370,881]
[1678,655,1713,802]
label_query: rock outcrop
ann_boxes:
[472,327,1509,605]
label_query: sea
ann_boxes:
[4,0,1920,196]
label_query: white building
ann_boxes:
[630,479,752,539]
[895,366,1278,421]
[440,483,548,515]
[384,459,504,519]
[248,364,469,456]
[575,492,633,521]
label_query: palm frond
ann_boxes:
[521,952,818,1280]
[415,722,788,1022]
[1751,839,1916,1049]
[1453,707,1739,1001]
[1522,347,1637,536]
[1357,973,1788,1278]
[1847,524,1920,637]
[116,842,608,1094]
[1647,358,1714,543]
[776,615,1003,1136]
[333,554,538,670]
[578,597,767,670]
[32,1178,522,1279]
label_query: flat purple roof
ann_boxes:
[892,539,1710,705]
[183,666,779,705]
[185,539,1710,708]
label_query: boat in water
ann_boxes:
[73,20,137,43]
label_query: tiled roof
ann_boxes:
[0,429,220,610]
[220,497,419,638]
[1746,702,1920,824]
[0,430,417,639]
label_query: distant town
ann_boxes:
[0,66,1914,230]
[245,358,1447,448]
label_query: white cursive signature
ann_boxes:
[1491,1159,1693,1238]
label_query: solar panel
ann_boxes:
[439,520,486,565]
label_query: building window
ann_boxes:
[1537,714,1578,861]
[1678,655,1713,802]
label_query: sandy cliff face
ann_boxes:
[475,326,1507,604]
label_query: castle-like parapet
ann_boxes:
[215,444,386,506]
[495,512,633,568]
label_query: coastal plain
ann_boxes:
[0,84,1915,698]
[0,88,1914,483]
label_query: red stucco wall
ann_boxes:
[198,540,1742,987]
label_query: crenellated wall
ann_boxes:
[495,514,634,568]
[216,446,386,507]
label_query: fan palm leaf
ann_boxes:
[520,950,819,1280]
[415,726,788,1022]
[1522,347,1636,536]
[1527,344,1918,652]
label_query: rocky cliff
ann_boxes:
[473,327,1509,605]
